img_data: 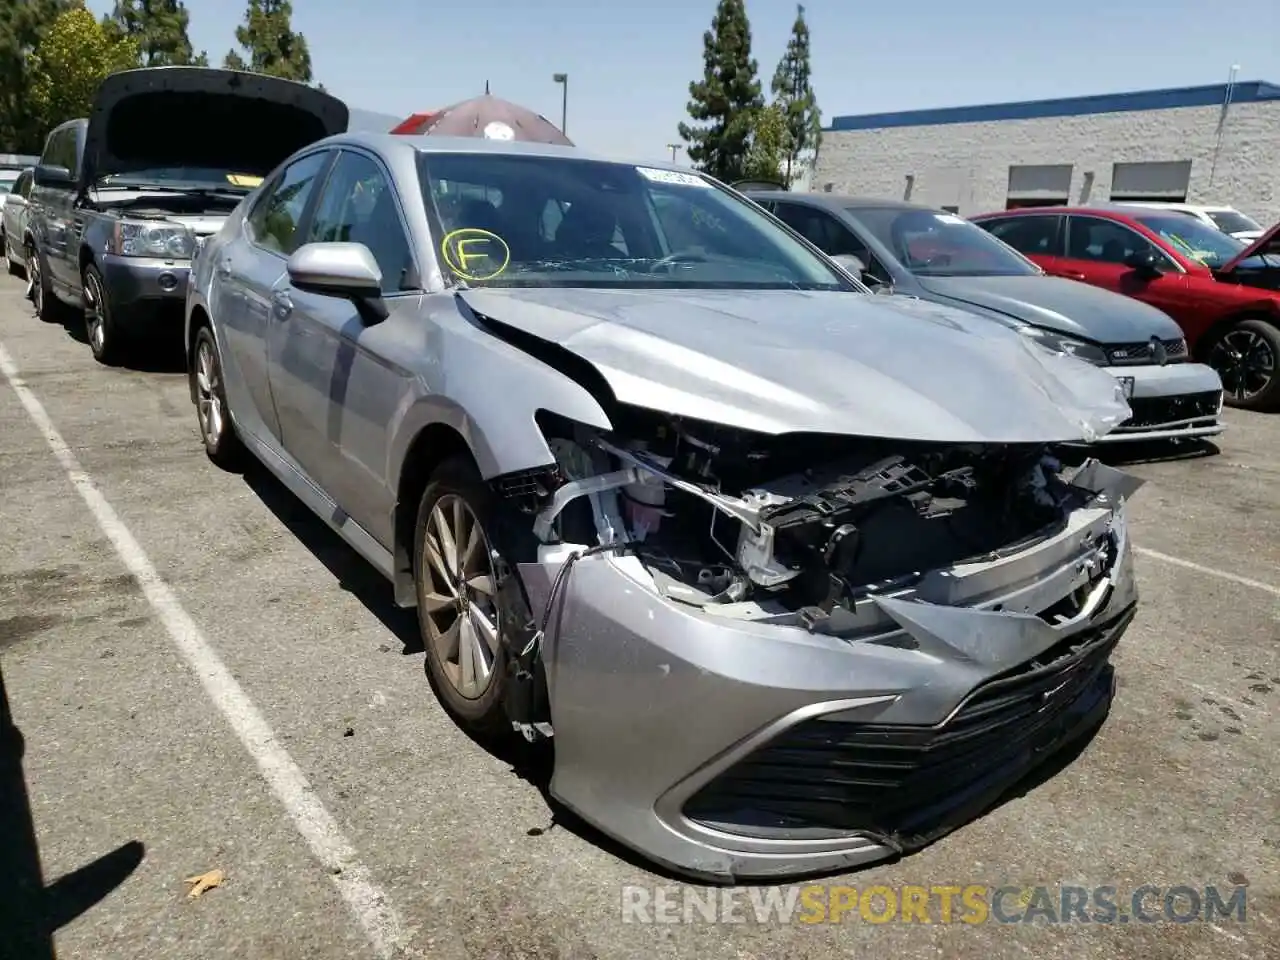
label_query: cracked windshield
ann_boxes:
[420,153,851,289]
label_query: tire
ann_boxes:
[191,325,245,470]
[82,263,126,365]
[26,240,58,322]
[414,455,528,734]
[1206,317,1280,412]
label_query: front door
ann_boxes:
[1060,214,1194,322]
[266,148,422,546]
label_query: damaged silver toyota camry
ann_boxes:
[185,131,1145,882]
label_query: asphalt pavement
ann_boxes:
[0,270,1276,960]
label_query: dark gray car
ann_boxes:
[25,66,348,365]
[745,192,1225,443]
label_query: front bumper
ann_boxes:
[520,462,1141,881]
[99,254,191,328]
[1095,362,1224,443]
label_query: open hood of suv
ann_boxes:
[82,67,348,184]
[1220,220,1280,273]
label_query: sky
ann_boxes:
[87,0,1280,166]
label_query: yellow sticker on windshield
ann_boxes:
[441,228,510,281]
[226,173,263,188]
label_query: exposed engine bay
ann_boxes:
[499,408,1106,635]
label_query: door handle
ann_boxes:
[271,290,293,319]
[1060,271,1086,281]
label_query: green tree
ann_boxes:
[677,0,763,183]
[743,102,792,183]
[104,0,208,66]
[222,0,313,84]
[28,5,140,135]
[770,3,822,184]
[0,0,72,152]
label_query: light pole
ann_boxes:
[666,143,681,164]
[552,73,568,135]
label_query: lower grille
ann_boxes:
[1118,391,1221,431]
[683,609,1133,843]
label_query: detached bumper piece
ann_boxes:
[683,605,1134,848]
[1104,390,1223,442]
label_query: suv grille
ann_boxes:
[682,608,1133,843]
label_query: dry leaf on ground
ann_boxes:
[184,868,226,899]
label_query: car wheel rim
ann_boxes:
[194,340,224,446]
[83,274,105,352]
[421,494,500,701]
[1211,329,1274,401]
[28,249,41,310]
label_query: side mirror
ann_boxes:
[286,242,388,323]
[1123,249,1164,278]
[33,164,73,187]
[832,253,866,277]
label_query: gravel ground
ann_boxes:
[0,270,1275,960]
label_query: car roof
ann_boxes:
[320,130,688,169]
[742,190,942,213]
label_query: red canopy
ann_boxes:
[391,95,572,146]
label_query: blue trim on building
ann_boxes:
[826,80,1280,132]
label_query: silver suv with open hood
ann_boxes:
[25,66,347,365]
[186,134,1144,881]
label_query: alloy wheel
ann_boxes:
[420,494,501,700]
[26,244,41,311]
[83,271,106,354]
[1211,328,1275,402]
[194,338,224,447]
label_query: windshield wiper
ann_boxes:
[98,181,248,200]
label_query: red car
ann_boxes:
[971,205,1280,411]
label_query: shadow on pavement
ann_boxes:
[0,663,144,960]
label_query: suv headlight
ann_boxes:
[1018,326,1109,365]
[110,219,196,259]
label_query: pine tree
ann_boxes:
[222,0,313,84]
[770,4,822,185]
[0,0,72,152]
[677,0,763,184]
[105,0,208,67]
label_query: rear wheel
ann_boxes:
[191,325,245,470]
[414,456,526,734]
[26,240,57,321]
[1207,318,1280,411]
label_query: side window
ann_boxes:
[773,203,868,259]
[248,151,330,255]
[305,151,417,294]
[983,215,1062,256]
[1066,216,1173,267]
[41,127,77,172]
[14,170,32,197]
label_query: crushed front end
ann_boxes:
[496,409,1142,882]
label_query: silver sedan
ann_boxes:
[185,132,1144,881]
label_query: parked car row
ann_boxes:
[8,66,1178,883]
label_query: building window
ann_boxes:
[1110,160,1191,201]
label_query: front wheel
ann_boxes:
[191,325,245,470]
[26,240,58,321]
[82,264,125,365]
[414,456,526,734]
[1207,318,1280,412]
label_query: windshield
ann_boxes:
[1206,209,1262,234]
[98,166,263,192]
[844,206,1039,277]
[1133,214,1247,268]
[416,153,854,290]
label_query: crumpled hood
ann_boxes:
[916,275,1184,343]
[83,66,348,184]
[459,287,1131,443]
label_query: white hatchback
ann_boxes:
[1115,202,1265,242]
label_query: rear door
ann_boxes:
[266,147,421,544]
[1061,215,1195,321]
[220,149,335,447]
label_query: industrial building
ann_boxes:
[813,80,1280,224]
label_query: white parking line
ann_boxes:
[1135,546,1280,599]
[0,340,414,959]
